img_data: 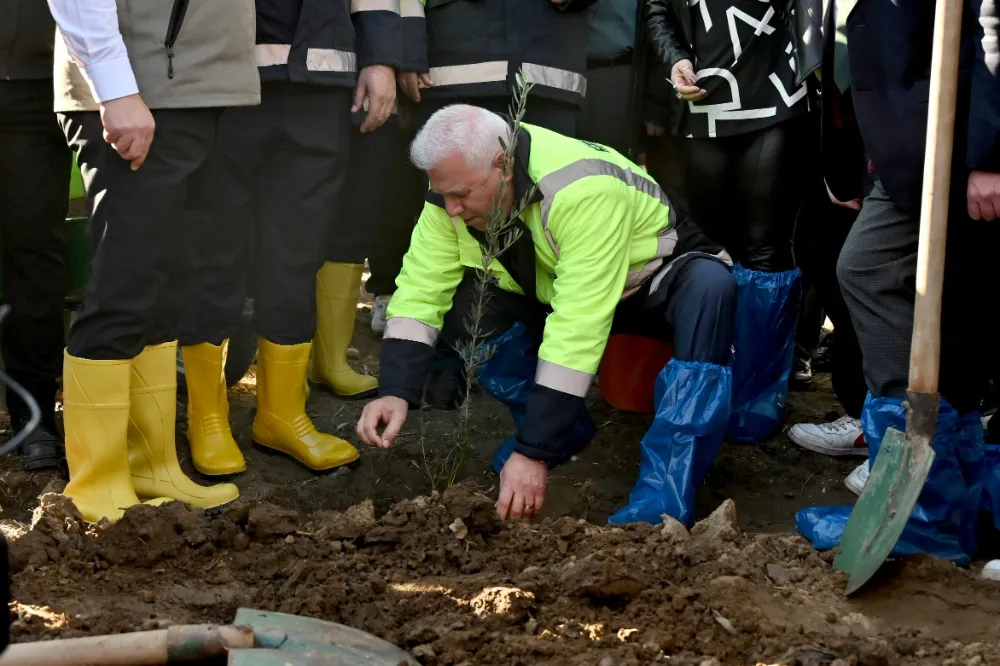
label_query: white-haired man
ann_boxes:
[357,104,736,525]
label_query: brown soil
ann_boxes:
[3,312,999,665]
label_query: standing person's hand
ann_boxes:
[825,180,862,212]
[670,59,707,102]
[398,71,434,103]
[100,94,155,170]
[356,396,409,448]
[497,452,547,520]
[354,64,397,133]
[967,170,1000,221]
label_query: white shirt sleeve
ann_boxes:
[47,0,139,103]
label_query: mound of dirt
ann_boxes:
[7,487,1000,665]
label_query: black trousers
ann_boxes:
[329,116,418,268]
[796,178,867,417]
[0,80,69,427]
[838,179,997,414]
[577,62,634,156]
[60,108,220,360]
[179,83,352,347]
[678,113,816,272]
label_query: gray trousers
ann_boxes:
[836,179,994,413]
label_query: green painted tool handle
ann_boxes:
[0,624,254,666]
[909,0,964,395]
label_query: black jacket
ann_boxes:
[256,0,401,87]
[0,0,57,80]
[641,0,823,133]
[408,0,597,108]
[847,0,1000,214]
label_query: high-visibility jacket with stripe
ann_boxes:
[401,0,595,107]
[255,0,402,86]
[380,123,730,462]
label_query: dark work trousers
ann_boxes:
[0,80,69,428]
[796,179,867,417]
[178,83,352,347]
[837,179,997,414]
[60,109,220,360]
[644,132,691,220]
[370,95,580,298]
[577,62,635,157]
[440,257,736,368]
[678,112,816,272]
[330,115,413,268]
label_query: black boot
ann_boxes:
[16,417,64,471]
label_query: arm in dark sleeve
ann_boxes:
[352,0,403,70]
[401,0,428,72]
[645,0,691,68]
[968,0,1000,172]
[515,385,588,463]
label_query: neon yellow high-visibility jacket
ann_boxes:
[380,123,729,461]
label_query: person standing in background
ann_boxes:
[176,0,400,475]
[48,0,260,523]
[0,1,71,471]
[577,0,643,157]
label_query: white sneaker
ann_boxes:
[371,295,390,336]
[845,461,870,496]
[982,560,1000,582]
[789,415,868,457]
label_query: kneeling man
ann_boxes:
[357,104,736,525]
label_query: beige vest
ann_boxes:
[54,0,260,112]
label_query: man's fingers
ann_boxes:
[381,408,406,447]
[532,488,545,518]
[359,408,382,447]
[969,195,984,221]
[496,484,513,520]
[352,81,367,113]
[508,492,525,520]
[984,199,999,221]
[418,72,433,87]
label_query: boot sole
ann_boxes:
[307,379,378,401]
[252,440,360,472]
[20,456,65,472]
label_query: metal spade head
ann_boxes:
[833,423,935,595]
[228,608,417,666]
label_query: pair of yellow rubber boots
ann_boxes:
[183,262,376,477]
[62,341,240,524]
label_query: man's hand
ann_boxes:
[497,452,547,520]
[100,94,155,170]
[398,71,434,103]
[968,170,1000,221]
[354,64,397,133]
[670,59,707,102]
[356,396,408,448]
[825,180,862,212]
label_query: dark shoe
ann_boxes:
[18,422,65,471]
[792,357,813,386]
[425,367,468,410]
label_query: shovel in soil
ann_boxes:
[0,608,417,666]
[832,0,963,596]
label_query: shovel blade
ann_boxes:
[231,608,417,665]
[834,425,935,594]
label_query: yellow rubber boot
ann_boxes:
[253,338,359,470]
[182,341,246,475]
[128,342,240,509]
[310,262,378,398]
[62,352,169,523]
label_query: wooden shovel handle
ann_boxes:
[0,624,254,666]
[909,0,965,395]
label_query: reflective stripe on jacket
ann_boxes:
[419,0,594,106]
[255,0,402,86]
[384,123,729,401]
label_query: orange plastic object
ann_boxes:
[598,334,674,414]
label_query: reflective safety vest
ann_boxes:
[384,123,730,401]
[403,0,592,107]
[255,0,402,87]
